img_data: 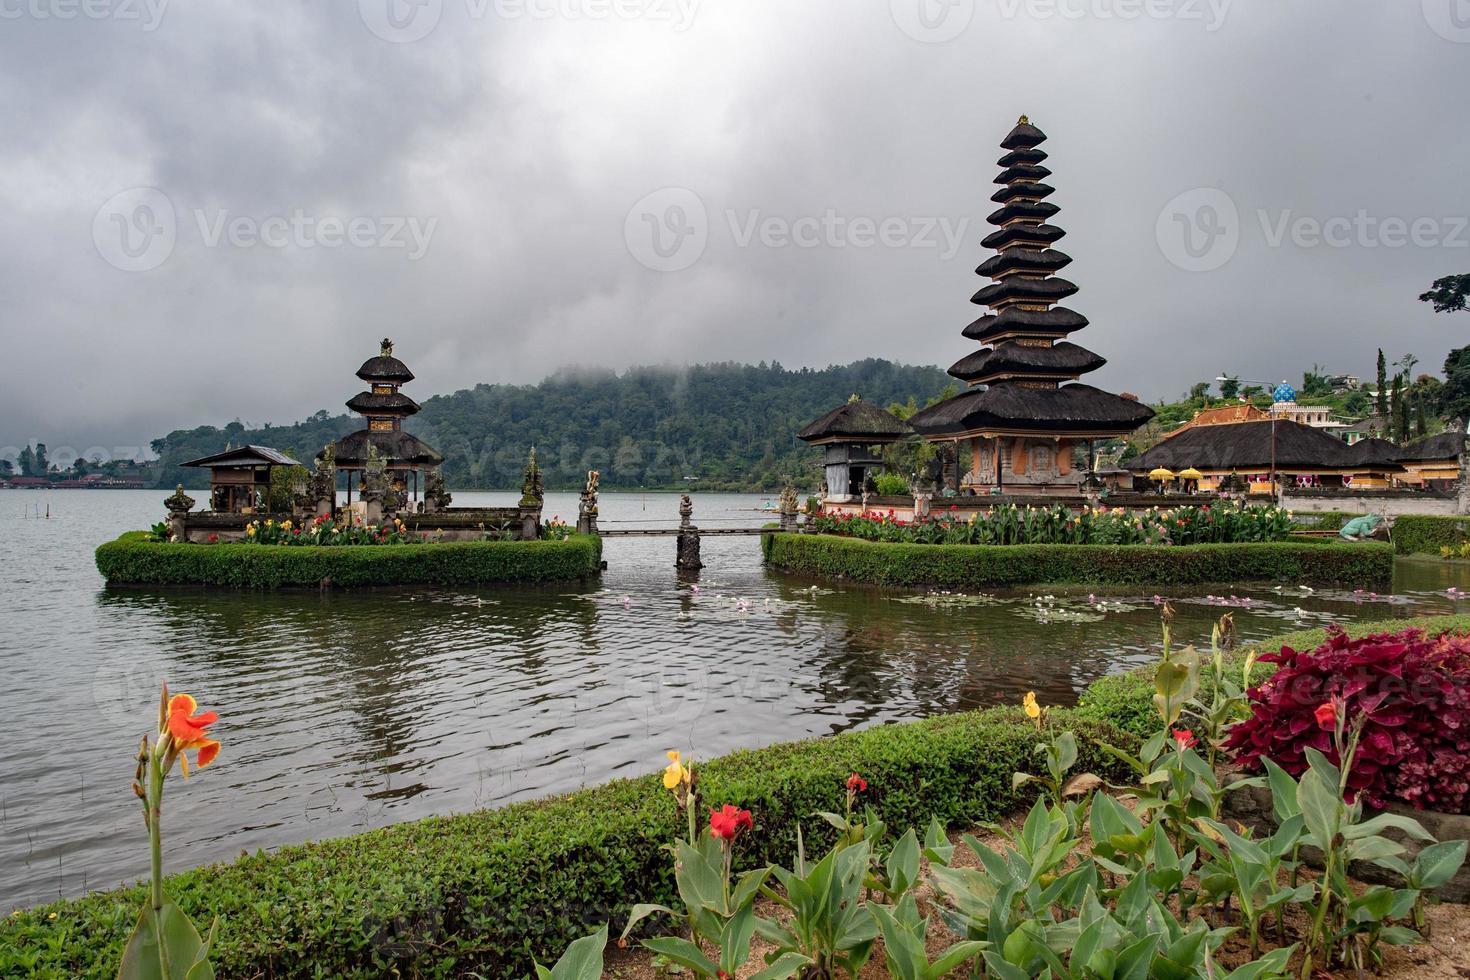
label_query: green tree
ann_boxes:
[17,445,35,476]
[1218,374,1240,399]
[1375,349,1388,416]
[1301,365,1331,398]
[1414,391,1429,438]
[1391,376,1409,442]
[1419,273,1470,314]
[1441,345,1470,427]
[33,442,49,475]
[1188,381,1210,401]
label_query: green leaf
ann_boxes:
[1154,647,1200,725]
[926,940,987,978]
[1220,944,1295,980]
[1346,811,1435,843]
[1261,758,1301,822]
[1297,767,1342,852]
[747,952,814,980]
[641,936,718,977]
[1378,925,1424,946]
[117,897,211,980]
[1413,839,1468,889]
[886,827,920,895]
[619,903,675,941]
[538,924,607,980]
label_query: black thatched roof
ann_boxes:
[325,429,444,467]
[909,384,1154,437]
[987,201,1060,225]
[991,182,1055,205]
[998,147,1047,168]
[797,399,912,443]
[1001,118,1047,150]
[1128,420,1356,472]
[346,390,421,415]
[963,306,1089,342]
[995,164,1051,184]
[976,248,1071,278]
[972,276,1078,307]
[357,355,414,384]
[182,445,301,469]
[1398,430,1465,462]
[947,342,1106,384]
[1346,437,1403,468]
[982,223,1066,250]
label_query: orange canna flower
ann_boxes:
[166,693,220,775]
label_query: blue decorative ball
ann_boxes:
[1272,383,1296,404]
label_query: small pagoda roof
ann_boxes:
[181,445,301,469]
[997,147,1047,168]
[1000,117,1047,150]
[987,201,1060,225]
[909,384,1154,437]
[1128,420,1356,472]
[356,338,415,384]
[995,164,1051,184]
[982,222,1065,250]
[990,182,1055,205]
[963,306,1088,342]
[325,429,444,468]
[972,276,1078,307]
[1397,430,1465,462]
[947,342,1106,384]
[797,399,912,444]
[1346,437,1404,468]
[976,248,1071,278]
[346,390,421,415]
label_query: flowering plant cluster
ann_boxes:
[1225,627,1470,813]
[808,502,1293,547]
[239,514,423,546]
[541,516,574,541]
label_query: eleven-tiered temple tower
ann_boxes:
[910,116,1153,492]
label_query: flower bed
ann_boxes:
[810,502,1293,546]
[95,530,602,589]
[762,531,1393,589]
[0,708,1136,980]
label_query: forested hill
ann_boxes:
[149,359,953,491]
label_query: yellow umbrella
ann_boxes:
[1178,467,1204,480]
[1148,468,1176,481]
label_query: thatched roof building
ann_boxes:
[797,397,910,501]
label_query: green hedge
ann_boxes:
[761,532,1393,589]
[1074,613,1470,740]
[1394,515,1470,556]
[1290,510,1364,531]
[95,532,603,589]
[1,709,1136,979]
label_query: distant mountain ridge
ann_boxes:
[149,359,953,492]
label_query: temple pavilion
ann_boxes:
[322,339,444,508]
[908,117,1154,492]
[797,396,912,500]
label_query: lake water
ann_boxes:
[3,488,1469,908]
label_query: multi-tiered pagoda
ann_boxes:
[910,117,1153,493]
[323,338,444,506]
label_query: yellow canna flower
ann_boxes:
[1023,691,1041,720]
[662,750,688,790]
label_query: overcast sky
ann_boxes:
[2,0,1468,461]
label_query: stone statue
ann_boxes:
[1339,514,1385,541]
[778,484,798,532]
[577,470,600,535]
[424,466,452,514]
[361,444,390,522]
[676,494,701,570]
[519,446,545,507]
[679,493,694,529]
[164,485,195,542]
[308,445,336,515]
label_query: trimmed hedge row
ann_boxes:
[1,708,1136,979]
[1290,510,1364,531]
[761,532,1394,589]
[1394,514,1470,556]
[1074,613,1470,740]
[94,531,603,589]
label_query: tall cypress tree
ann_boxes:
[1376,349,1388,416]
[1414,391,1429,437]
[1391,376,1408,442]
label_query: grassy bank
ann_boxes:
[761,532,1393,589]
[1,708,1135,979]
[95,531,603,589]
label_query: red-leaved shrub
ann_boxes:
[1225,627,1470,813]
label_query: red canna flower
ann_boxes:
[846,772,867,793]
[1314,701,1338,730]
[1171,729,1197,750]
[708,804,753,841]
[166,693,221,774]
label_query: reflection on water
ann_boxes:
[2,489,1468,907]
